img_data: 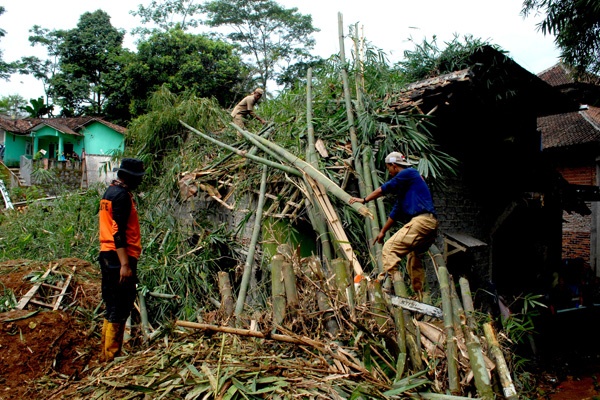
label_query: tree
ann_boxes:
[522,0,600,77]
[202,0,319,92]
[130,0,202,37]
[124,28,245,115]
[0,95,27,118]
[16,26,65,111]
[20,97,54,118]
[50,10,126,116]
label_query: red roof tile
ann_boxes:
[539,106,600,149]
[0,116,126,135]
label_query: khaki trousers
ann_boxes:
[382,214,438,292]
[232,114,245,128]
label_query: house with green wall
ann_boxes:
[0,116,126,167]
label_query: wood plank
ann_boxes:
[15,268,53,310]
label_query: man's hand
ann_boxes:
[373,231,385,245]
[348,197,364,205]
[120,264,132,284]
[260,118,267,125]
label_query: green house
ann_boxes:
[0,116,126,167]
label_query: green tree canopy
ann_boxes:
[50,9,126,116]
[130,0,202,37]
[522,0,600,76]
[202,0,319,92]
[124,28,245,115]
[0,6,16,80]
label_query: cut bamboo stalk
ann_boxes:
[305,176,364,276]
[236,127,372,218]
[362,147,383,272]
[450,278,494,399]
[180,120,301,177]
[235,165,269,317]
[317,290,340,337]
[281,258,299,310]
[438,266,460,393]
[218,271,234,322]
[332,258,356,319]
[367,149,389,242]
[271,254,287,327]
[368,280,389,329]
[138,291,151,341]
[459,277,476,331]
[483,323,519,400]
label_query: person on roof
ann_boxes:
[98,158,145,362]
[231,88,266,130]
[349,152,438,295]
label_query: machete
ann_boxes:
[385,294,443,319]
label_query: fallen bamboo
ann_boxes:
[362,147,383,272]
[483,323,518,400]
[236,127,372,218]
[235,164,269,318]
[138,291,151,341]
[180,120,301,177]
[175,320,370,374]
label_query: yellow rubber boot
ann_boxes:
[100,319,109,362]
[104,322,125,362]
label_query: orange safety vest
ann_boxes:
[99,184,142,259]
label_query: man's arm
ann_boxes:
[374,217,395,244]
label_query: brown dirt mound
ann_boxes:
[0,258,102,398]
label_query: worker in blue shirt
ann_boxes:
[349,151,438,294]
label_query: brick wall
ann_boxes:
[559,164,596,263]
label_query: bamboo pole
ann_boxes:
[235,165,269,317]
[459,277,476,331]
[438,266,460,393]
[368,152,390,242]
[483,323,519,400]
[338,12,366,199]
[271,254,287,327]
[363,147,383,272]
[392,270,423,371]
[218,271,234,322]
[305,67,334,262]
[332,258,356,319]
[138,291,151,341]
[282,258,299,310]
[368,280,389,329]
[180,120,301,177]
[236,127,372,218]
[450,279,493,400]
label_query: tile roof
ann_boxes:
[0,116,126,135]
[537,63,574,87]
[538,106,600,149]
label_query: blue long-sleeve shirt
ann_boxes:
[380,167,436,222]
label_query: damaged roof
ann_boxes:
[386,46,578,117]
[0,116,126,136]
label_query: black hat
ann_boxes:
[113,158,146,177]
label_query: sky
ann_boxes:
[0,0,560,101]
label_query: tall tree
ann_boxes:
[50,10,126,116]
[522,0,600,76]
[16,26,65,112]
[202,0,319,91]
[20,97,53,118]
[131,0,202,37]
[124,28,245,115]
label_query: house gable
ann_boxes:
[80,121,125,155]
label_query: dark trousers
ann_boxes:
[99,251,138,323]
